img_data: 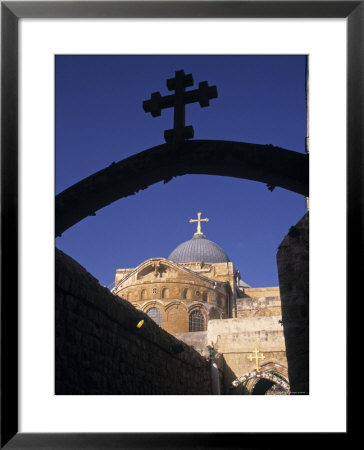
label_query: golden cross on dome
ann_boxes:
[189,212,209,235]
[247,349,265,371]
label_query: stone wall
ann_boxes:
[207,318,287,393]
[174,331,209,358]
[236,288,281,318]
[173,316,288,394]
[277,212,309,395]
[55,249,211,395]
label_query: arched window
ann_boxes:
[162,288,169,299]
[202,292,208,302]
[147,307,162,326]
[141,289,147,300]
[189,310,205,332]
[183,288,191,300]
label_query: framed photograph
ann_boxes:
[2,1,359,447]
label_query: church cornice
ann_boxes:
[115,257,226,292]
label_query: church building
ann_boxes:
[113,212,245,334]
[113,213,289,394]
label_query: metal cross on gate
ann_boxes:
[143,70,218,145]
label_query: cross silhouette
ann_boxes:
[143,70,218,145]
[247,349,265,371]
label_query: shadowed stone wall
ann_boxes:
[55,249,211,395]
[277,212,309,395]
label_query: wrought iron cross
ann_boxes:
[247,349,265,371]
[143,70,218,145]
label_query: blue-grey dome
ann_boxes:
[168,233,230,263]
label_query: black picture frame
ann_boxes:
[1,1,358,448]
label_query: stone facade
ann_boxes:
[114,258,233,334]
[55,249,211,395]
[235,287,281,318]
[172,317,288,395]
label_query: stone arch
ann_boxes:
[141,299,165,312]
[165,300,186,311]
[259,361,289,381]
[56,140,308,236]
[232,370,290,394]
[141,288,148,300]
[182,288,191,300]
[187,302,208,314]
[161,287,169,299]
[164,301,188,333]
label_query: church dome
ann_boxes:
[168,233,230,263]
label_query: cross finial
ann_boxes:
[189,212,209,236]
[143,70,218,146]
[247,349,265,371]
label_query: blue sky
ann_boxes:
[56,55,307,288]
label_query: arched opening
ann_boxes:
[251,378,289,395]
[141,289,147,300]
[161,288,169,299]
[231,370,290,395]
[189,310,205,332]
[183,288,191,300]
[146,307,162,326]
[251,378,275,395]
